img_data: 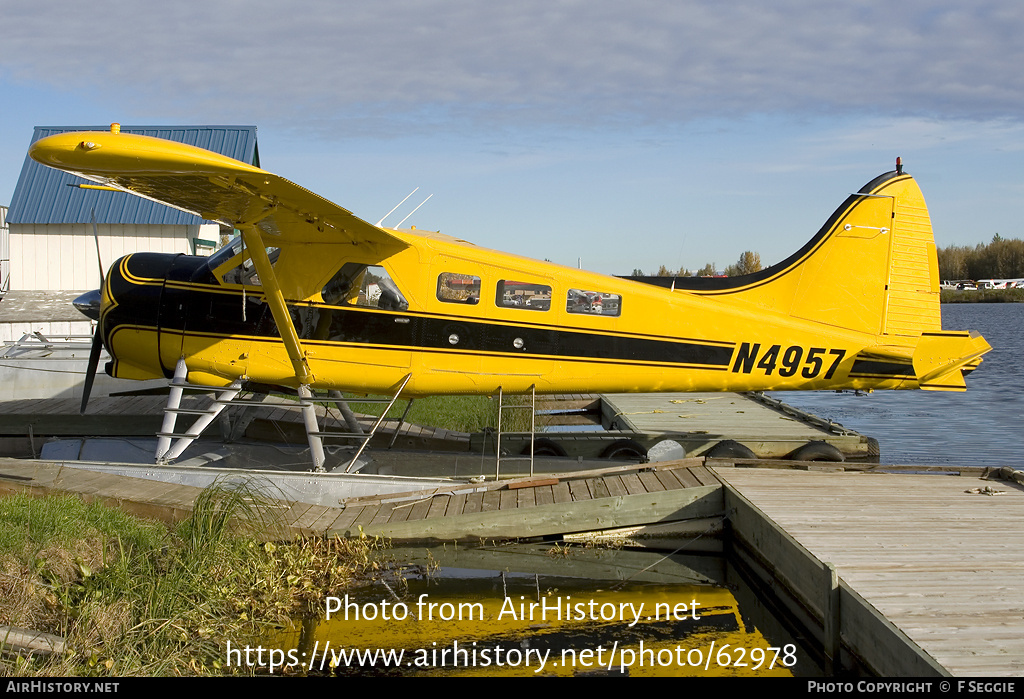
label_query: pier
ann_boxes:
[2,454,1022,676]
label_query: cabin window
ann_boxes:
[496,280,552,311]
[215,237,280,287]
[322,263,408,311]
[566,289,622,317]
[437,273,481,304]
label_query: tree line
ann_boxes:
[937,234,1024,281]
[633,251,762,278]
[635,235,1024,282]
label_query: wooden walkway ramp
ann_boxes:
[715,464,1024,677]
[330,459,724,544]
[0,457,725,547]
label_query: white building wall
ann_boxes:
[7,223,210,291]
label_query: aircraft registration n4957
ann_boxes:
[30,125,990,411]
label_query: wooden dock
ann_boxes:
[3,452,1022,677]
[0,390,876,462]
[715,463,1024,677]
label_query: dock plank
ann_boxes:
[619,473,646,495]
[568,479,592,501]
[585,477,610,500]
[387,502,415,524]
[534,485,554,506]
[552,482,572,504]
[637,471,665,492]
[517,487,536,510]
[602,475,628,498]
[424,495,451,519]
[498,489,517,510]
[463,491,485,515]
[481,490,501,512]
[405,497,433,523]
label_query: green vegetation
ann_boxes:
[0,487,389,676]
[341,393,532,433]
[723,251,762,278]
[941,288,1024,303]
[938,234,1024,281]
[641,250,762,278]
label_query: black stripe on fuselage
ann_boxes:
[109,259,736,370]
[286,304,734,368]
[849,359,915,378]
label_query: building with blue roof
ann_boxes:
[4,125,258,292]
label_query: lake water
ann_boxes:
[771,303,1022,467]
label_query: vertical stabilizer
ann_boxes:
[672,170,943,339]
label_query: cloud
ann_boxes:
[3,0,1023,135]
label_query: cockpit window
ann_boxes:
[496,280,551,311]
[208,237,242,268]
[213,237,280,287]
[322,263,409,311]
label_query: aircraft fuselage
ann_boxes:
[98,224,961,398]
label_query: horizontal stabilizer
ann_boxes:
[913,331,992,391]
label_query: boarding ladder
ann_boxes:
[317,374,414,473]
[155,358,413,472]
[155,358,245,465]
[494,384,537,480]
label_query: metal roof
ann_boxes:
[6,125,259,225]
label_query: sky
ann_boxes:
[2,0,1023,276]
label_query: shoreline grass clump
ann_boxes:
[0,485,391,677]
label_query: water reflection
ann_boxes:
[273,544,820,677]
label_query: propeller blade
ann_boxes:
[81,208,107,415]
[81,322,104,415]
[80,329,103,413]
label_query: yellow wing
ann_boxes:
[29,127,405,248]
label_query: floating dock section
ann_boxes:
[600,392,876,460]
[0,388,877,464]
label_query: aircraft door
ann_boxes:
[157,254,264,380]
[156,254,190,377]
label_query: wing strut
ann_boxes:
[237,223,325,468]
[238,225,313,385]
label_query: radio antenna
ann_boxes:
[376,188,419,227]
[395,194,433,228]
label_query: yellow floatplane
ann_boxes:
[29,125,990,468]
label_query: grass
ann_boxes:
[0,485,392,677]
[339,393,533,433]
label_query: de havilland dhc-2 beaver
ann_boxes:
[29,124,991,469]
